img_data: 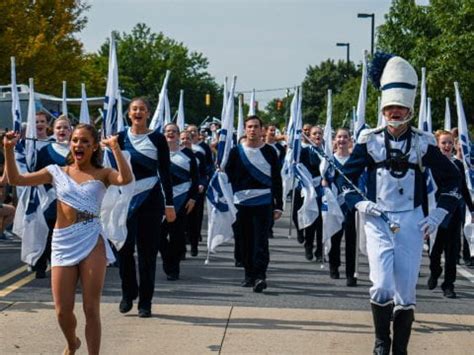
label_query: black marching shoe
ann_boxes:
[191,247,198,257]
[296,231,304,244]
[346,277,357,287]
[138,308,152,318]
[392,309,414,355]
[240,279,255,287]
[371,303,393,355]
[166,274,179,281]
[443,288,456,299]
[305,248,314,261]
[427,274,438,290]
[253,279,267,293]
[119,298,133,314]
[35,270,47,279]
[329,266,340,280]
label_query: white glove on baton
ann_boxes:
[355,201,382,217]
[418,208,448,235]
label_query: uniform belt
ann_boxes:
[75,211,99,225]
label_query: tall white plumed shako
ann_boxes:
[369,53,418,111]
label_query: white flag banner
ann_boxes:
[13,78,49,265]
[454,82,473,192]
[176,89,185,131]
[444,97,451,131]
[237,94,244,141]
[320,89,334,178]
[103,33,120,136]
[164,89,171,126]
[321,186,344,256]
[248,88,256,116]
[150,70,171,132]
[426,97,433,133]
[281,87,301,206]
[10,57,22,132]
[62,80,68,116]
[80,83,90,124]
[354,51,368,139]
[206,76,237,259]
[294,163,319,229]
[418,67,428,131]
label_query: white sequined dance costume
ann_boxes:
[46,164,115,267]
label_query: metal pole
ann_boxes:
[347,44,350,64]
[354,211,360,278]
[288,181,297,239]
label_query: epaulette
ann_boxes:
[411,127,436,146]
[357,126,385,144]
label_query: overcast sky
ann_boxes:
[79,0,428,107]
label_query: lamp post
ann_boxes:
[357,13,375,56]
[336,42,350,63]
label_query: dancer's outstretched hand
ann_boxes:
[3,131,19,149]
[101,135,120,151]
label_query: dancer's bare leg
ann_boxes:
[79,237,107,355]
[51,265,80,354]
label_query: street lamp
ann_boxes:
[336,42,350,63]
[357,13,375,56]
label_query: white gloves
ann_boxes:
[355,201,382,217]
[418,208,448,235]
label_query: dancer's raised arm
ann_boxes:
[3,131,51,186]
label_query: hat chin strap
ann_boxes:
[385,111,413,128]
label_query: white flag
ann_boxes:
[426,97,433,133]
[206,76,237,258]
[10,57,22,132]
[354,51,368,139]
[150,70,171,132]
[103,33,120,136]
[62,81,68,116]
[176,90,185,131]
[321,186,344,256]
[418,67,428,131]
[320,89,334,178]
[237,94,244,141]
[248,88,256,116]
[444,97,451,131]
[80,83,90,124]
[454,82,473,191]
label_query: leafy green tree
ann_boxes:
[0,0,90,96]
[89,23,222,125]
[301,59,358,126]
[377,0,474,129]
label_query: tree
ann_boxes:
[0,0,90,96]
[301,59,358,126]
[89,23,222,125]
[377,0,474,130]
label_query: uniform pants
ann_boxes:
[118,199,163,310]
[329,209,356,278]
[159,209,187,277]
[233,204,273,281]
[430,207,461,291]
[365,207,424,309]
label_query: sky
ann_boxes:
[78,0,428,108]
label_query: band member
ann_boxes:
[4,124,132,355]
[293,126,324,261]
[117,98,175,318]
[328,127,357,287]
[428,130,474,298]
[186,124,213,256]
[160,124,198,280]
[265,124,286,167]
[226,115,283,293]
[339,54,460,354]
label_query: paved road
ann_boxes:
[1,210,474,354]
